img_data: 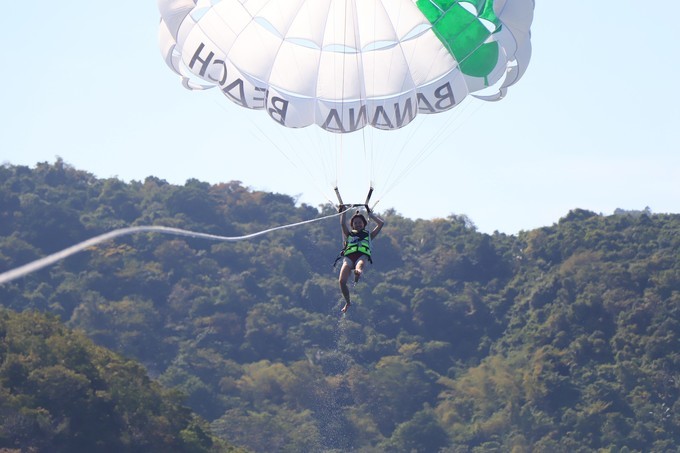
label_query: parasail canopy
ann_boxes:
[159,0,534,134]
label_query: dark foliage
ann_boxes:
[0,309,239,452]
[1,160,679,452]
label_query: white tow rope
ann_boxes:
[0,211,342,285]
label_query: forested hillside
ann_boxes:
[0,309,239,452]
[1,160,679,452]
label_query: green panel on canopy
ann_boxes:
[416,0,502,82]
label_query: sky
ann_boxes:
[1,2,679,235]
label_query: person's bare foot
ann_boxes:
[341,301,351,313]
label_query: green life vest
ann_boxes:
[343,229,371,257]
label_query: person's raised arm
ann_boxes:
[340,206,350,236]
[368,211,384,239]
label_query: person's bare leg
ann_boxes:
[354,257,366,283]
[338,262,352,312]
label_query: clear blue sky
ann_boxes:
[2,2,678,234]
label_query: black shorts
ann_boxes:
[343,252,368,267]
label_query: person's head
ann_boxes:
[350,212,367,230]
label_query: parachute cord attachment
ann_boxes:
[334,187,345,207]
[364,186,374,211]
[334,186,375,213]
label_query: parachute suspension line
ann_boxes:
[415,97,484,165]
[379,104,462,200]
[358,0,452,204]
[314,130,339,197]
[363,126,375,192]
[363,0,431,202]
[333,0,367,197]
[367,1,452,203]
[371,0,502,205]
[334,0,351,194]
[351,0,375,195]
[247,119,337,207]
[368,105,428,203]
[373,98,485,207]
[263,5,338,204]
[428,97,486,154]
[212,99,335,205]
[334,132,343,193]
[0,212,343,286]
[365,2,376,191]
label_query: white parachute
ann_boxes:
[158,0,534,134]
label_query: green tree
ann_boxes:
[387,408,448,452]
